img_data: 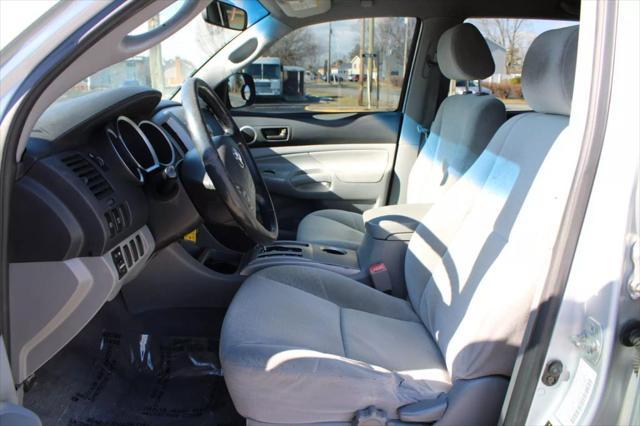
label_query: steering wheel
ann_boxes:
[181,77,278,245]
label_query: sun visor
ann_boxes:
[275,0,331,18]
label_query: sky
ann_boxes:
[467,17,577,51]
[309,19,364,61]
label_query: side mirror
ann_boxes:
[202,1,247,31]
[226,73,256,109]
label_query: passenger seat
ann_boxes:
[220,24,580,424]
[297,23,506,250]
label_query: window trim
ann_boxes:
[396,17,422,113]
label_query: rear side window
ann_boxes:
[455,18,577,111]
[238,17,418,113]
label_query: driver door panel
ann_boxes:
[233,112,401,238]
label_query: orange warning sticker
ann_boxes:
[183,229,197,243]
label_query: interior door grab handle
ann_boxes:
[261,127,290,142]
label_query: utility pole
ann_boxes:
[366,17,374,109]
[148,15,164,94]
[376,54,380,107]
[327,22,332,85]
[403,17,409,76]
[358,18,365,105]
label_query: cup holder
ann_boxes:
[203,259,238,274]
[263,246,302,253]
[322,247,347,256]
[198,249,241,275]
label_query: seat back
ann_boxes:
[407,23,506,204]
[404,25,580,381]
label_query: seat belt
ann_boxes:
[416,49,446,153]
[417,123,430,151]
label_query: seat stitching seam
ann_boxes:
[339,308,348,358]
[319,277,330,300]
[255,269,418,322]
[255,274,333,303]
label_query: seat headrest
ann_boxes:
[437,23,495,81]
[522,25,579,115]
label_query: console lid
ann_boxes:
[363,203,432,241]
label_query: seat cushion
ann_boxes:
[296,209,366,250]
[220,266,451,423]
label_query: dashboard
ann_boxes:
[8,86,207,383]
[11,86,200,264]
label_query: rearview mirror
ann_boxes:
[226,73,255,109]
[202,1,247,31]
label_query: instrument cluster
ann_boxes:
[107,116,178,184]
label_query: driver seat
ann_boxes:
[220,25,579,424]
[296,23,506,250]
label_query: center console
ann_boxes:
[123,204,433,316]
[241,204,434,293]
[240,241,364,279]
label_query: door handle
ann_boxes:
[261,127,290,142]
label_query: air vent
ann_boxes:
[62,153,113,200]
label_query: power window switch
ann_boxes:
[111,247,127,279]
[104,212,116,237]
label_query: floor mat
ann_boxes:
[23,328,243,426]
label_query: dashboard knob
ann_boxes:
[239,125,257,145]
[159,165,178,196]
[162,165,177,180]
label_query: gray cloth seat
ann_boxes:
[221,265,452,422]
[296,209,366,250]
[296,23,506,249]
[221,25,580,424]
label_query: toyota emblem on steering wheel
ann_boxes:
[232,147,245,168]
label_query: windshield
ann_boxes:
[245,64,262,78]
[262,65,280,80]
[57,0,266,101]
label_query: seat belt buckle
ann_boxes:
[369,262,392,293]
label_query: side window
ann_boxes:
[240,18,417,113]
[455,18,576,111]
